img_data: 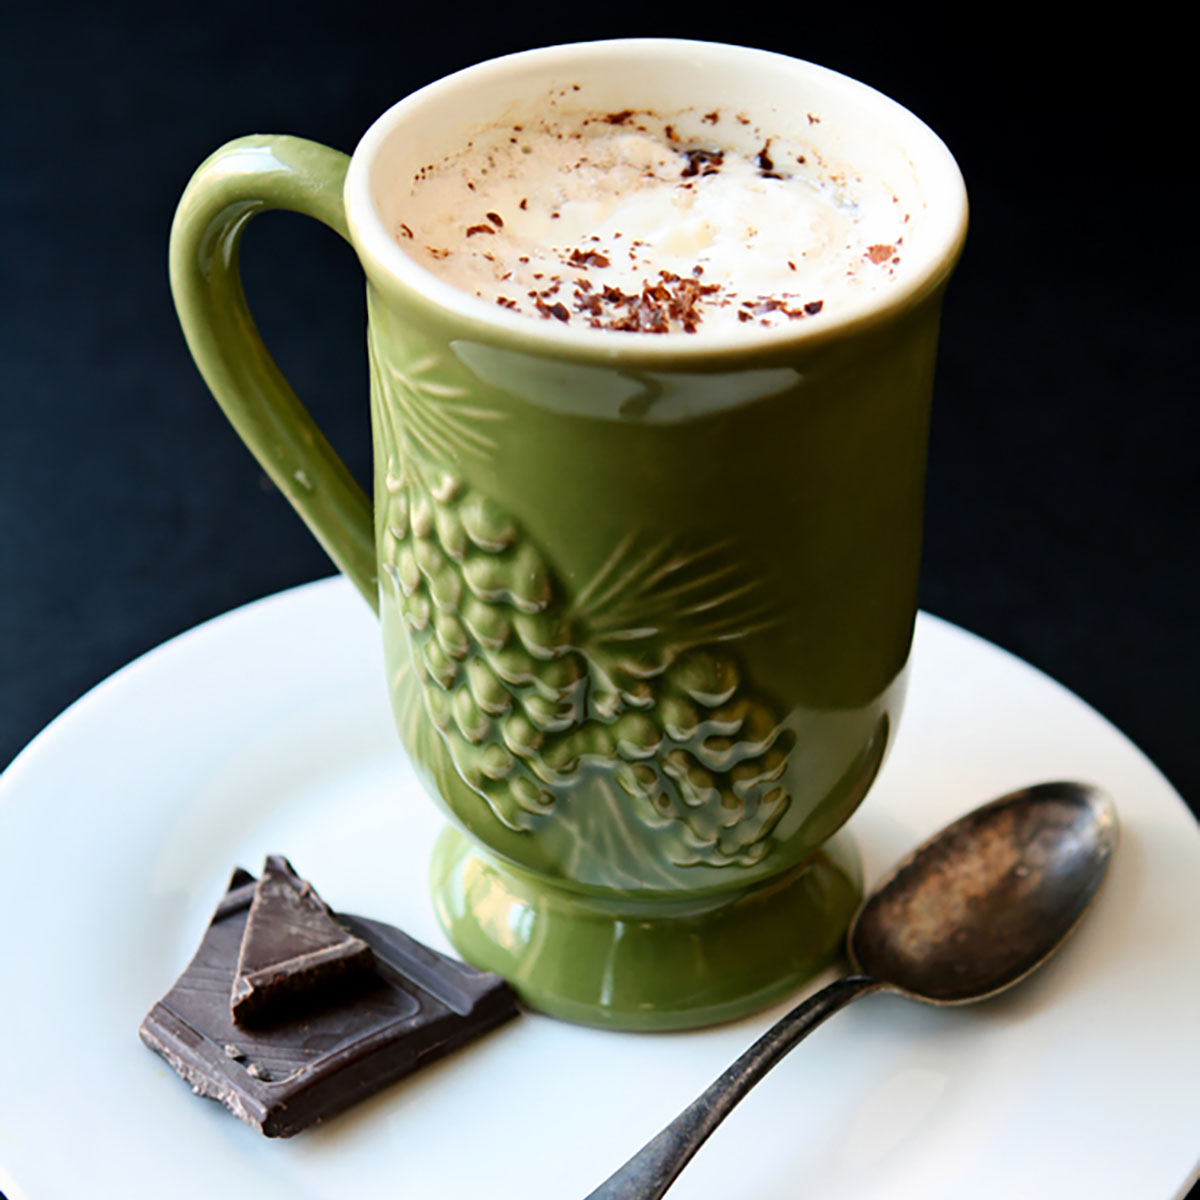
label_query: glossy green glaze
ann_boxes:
[171,60,964,1027]
[430,824,862,1030]
[370,284,922,901]
[169,136,377,610]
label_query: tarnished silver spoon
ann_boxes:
[585,781,1118,1200]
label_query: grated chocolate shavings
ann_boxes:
[568,248,611,269]
[534,297,571,322]
[736,294,826,321]
[413,108,870,335]
[680,148,724,178]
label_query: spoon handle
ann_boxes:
[584,973,883,1200]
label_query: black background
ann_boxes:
[0,3,1197,1197]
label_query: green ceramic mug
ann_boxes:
[170,39,967,1030]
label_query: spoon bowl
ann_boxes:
[851,780,1118,1003]
[585,781,1118,1200]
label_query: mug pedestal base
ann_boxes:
[430,827,863,1031]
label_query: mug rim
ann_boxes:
[343,38,968,363]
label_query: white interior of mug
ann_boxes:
[344,39,967,352]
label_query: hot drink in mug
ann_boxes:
[170,39,967,1029]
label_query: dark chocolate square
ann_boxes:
[139,868,518,1136]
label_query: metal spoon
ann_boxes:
[585,780,1118,1200]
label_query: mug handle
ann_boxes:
[169,134,378,613]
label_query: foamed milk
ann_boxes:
[392,101,913,334]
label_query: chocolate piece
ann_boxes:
[139,867,518,1137]
[231,854,374,1025]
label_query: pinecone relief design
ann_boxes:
[369,325,795,870]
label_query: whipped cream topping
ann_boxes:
[395,105,912,334]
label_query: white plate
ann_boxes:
[1,577,1197,1200]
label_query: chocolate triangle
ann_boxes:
[140,866,518,1136]
[230,855,374,1025]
